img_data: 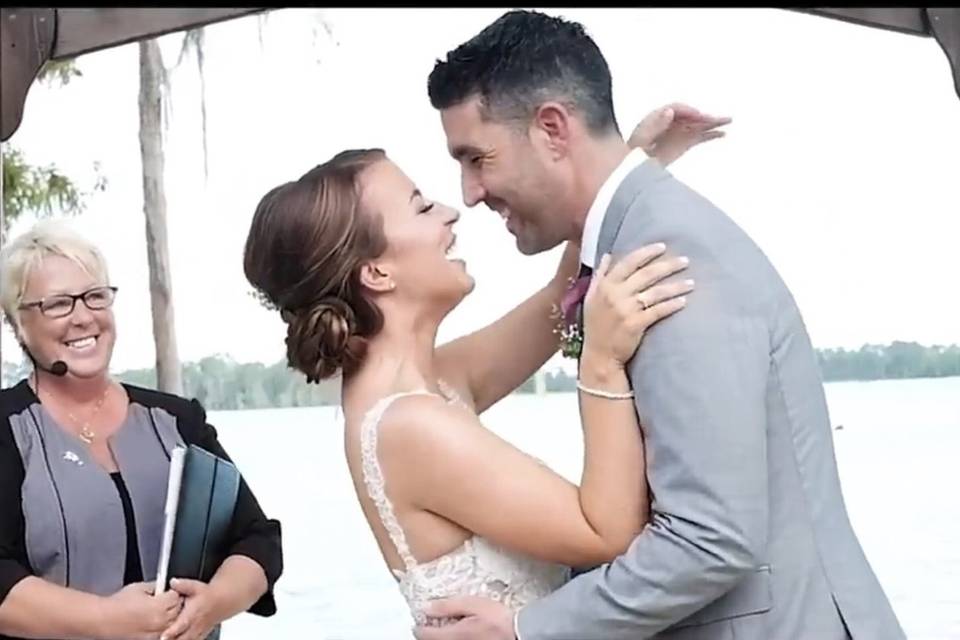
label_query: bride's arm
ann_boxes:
[381,368,639,568]
[384,250,692,567]
[436,241,579,414]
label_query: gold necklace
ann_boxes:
[43,385,112,445]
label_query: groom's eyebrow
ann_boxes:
[450,144,481,161]
[409,189,421,202]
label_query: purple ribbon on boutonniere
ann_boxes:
[555,272,592,359]
[560,275,591,326]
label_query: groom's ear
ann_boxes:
[359,261,395,294]
[531,102,572,159]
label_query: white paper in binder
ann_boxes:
[154,446,186,596]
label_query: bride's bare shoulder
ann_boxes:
[376,392,477,446]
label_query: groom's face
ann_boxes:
[440,97,571,256]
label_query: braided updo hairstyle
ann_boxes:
[243,149,388,382]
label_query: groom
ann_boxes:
[415,10,905,640]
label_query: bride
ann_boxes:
[242,105,719,625]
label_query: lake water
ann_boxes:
[211,377,960,639]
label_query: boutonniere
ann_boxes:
[552,274,591,359]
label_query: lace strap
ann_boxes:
[359,390,434,574]
[437,378,466,408]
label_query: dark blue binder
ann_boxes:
[161,445,240,590]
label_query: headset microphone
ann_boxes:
[48,360,69,377]
[20,342,69,377]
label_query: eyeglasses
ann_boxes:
[19,286,118,319]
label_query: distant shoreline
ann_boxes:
[514,371,960,396]
[3,341,957,411]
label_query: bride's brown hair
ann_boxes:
[243,149,388,383]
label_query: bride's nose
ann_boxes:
[443,205,461,226]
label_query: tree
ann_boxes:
[1,60,99,229]
[137,12,335,395]
[138,38,184,395]
[2,147,84,230]
[137,21,262,396]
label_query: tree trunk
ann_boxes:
[138,39,182,394]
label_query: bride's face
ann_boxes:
[359,160,475,312]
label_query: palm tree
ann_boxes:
[137,23,233,395]
[138,38,183,394]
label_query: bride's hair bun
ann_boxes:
[243,149,389,382]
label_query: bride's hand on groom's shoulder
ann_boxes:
[629,102,732,167]
[582,245,694,367]
[413,596,515,640]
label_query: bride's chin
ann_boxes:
[457,277,475,300]
[443,282,473,314]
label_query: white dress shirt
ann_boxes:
[579,147,651,269]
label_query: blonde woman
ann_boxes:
[0,221,283,640]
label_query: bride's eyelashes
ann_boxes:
[418,202,435,214]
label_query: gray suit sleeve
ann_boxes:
[518,257,770,638]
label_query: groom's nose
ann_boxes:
[461,171,485,208]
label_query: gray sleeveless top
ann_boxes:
[8,388,185,596]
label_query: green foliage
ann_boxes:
[817,342,960,381]
[2,147,85,227]
[1,58,105,230]
[111,354,341,411]
[38,59,83,87]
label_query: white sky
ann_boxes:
[4,8,959,373]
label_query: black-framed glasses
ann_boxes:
[19,286,118,319]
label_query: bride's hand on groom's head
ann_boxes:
[629,102,732,168]
[413,596,515,640]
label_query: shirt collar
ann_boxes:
[579,147,650,268]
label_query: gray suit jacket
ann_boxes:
[517,160,905,639]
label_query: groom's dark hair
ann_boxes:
[427,10,621,136]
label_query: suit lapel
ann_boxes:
[576,158,668,368]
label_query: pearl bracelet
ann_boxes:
[576,380,635,400]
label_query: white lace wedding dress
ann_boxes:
[359,383,571,626]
